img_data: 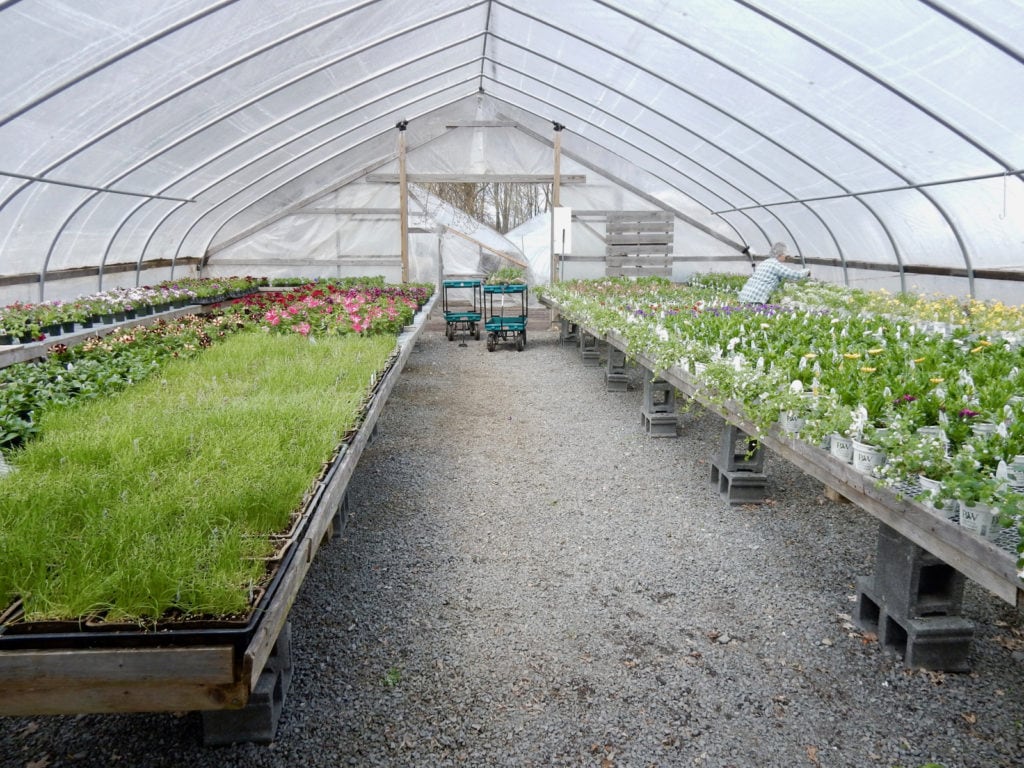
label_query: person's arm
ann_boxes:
[768,260,809,281]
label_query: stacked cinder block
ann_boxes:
[855,523,974,671]
[709,424,768,504]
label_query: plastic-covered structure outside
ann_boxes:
[1,1,1023,304]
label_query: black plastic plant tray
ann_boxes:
[0,481,324,653]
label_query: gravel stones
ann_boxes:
[1,328,1023,767]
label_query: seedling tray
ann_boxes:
[0,294,437,717]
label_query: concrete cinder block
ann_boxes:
[606,347,628,391]
[855,577,974,672]
[202,623,294,745]
[580,331,601,366]
[642,412,677,437]
[717,424,765,473]
[642,375,675,415]
[873,523,966,618]
[606,373,629,392]
[902,616,975,672]
[710,461,768,504]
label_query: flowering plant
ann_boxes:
[876,429,953,485]
[224,283,427,337]
[930,441,1024,521]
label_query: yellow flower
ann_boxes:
[860,366,877,373]
[970,346,984,353]
[930,377,944,384]
[913,357,926,363]
[843,352,861,360]
[803,352,817,359]
[868,348,884,355]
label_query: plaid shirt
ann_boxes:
[737,258,809,303]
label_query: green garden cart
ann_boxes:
[442,278,482,341]
[484,282,528,352]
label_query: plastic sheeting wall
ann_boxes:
[1,1,1022,301]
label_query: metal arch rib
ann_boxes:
[0,0,486,217]
[0,0,243,128]
[51,29,487,296]
[183,92,487,273]
[487,32,848,282]
[97,36,484,291]
[578,0,978,296]
[479,0,495,89]
[729,0,1023,292]
[479,68,767,252]
[920,0,1024,64]
[489,4,908,286]
[198,78,757,271]
[503,107,754,255]
[162,84,482,275]
[128,57,484,285]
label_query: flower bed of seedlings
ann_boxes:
[0,279,432,627]
[541,276,1024,568]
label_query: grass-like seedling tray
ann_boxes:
[0,331,396,647]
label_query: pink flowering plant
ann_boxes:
[224,282,431,337]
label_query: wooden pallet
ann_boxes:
[605,211,674,277]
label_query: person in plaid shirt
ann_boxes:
[737,242,810,304]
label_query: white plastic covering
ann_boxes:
[1,0,1022,301]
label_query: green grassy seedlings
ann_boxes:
[0,331,395,622]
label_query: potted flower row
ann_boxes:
[0,277,268,345]
[541,277,1024,555]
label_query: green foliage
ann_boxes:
[543,277,1024,565]
[383,667,402,687]
[485,266,526,285]
[0,331,396,622]
[0,315,242,450]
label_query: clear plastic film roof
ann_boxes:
[0,0,1022,302]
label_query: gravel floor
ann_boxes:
[3,326,1024,768]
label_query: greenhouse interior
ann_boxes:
[2,2,1024,766]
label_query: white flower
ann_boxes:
[789,380,804,395]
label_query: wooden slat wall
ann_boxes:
[605,211,674,277]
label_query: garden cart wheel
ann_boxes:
[486,333,496,352]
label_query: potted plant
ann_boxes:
[800,393,855,459]
[932,442,1023,540]
[876,428,953,509]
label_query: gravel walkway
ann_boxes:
[3,327,1024,768]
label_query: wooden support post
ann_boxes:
[550,122,564,286]
[397,120,409,283]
